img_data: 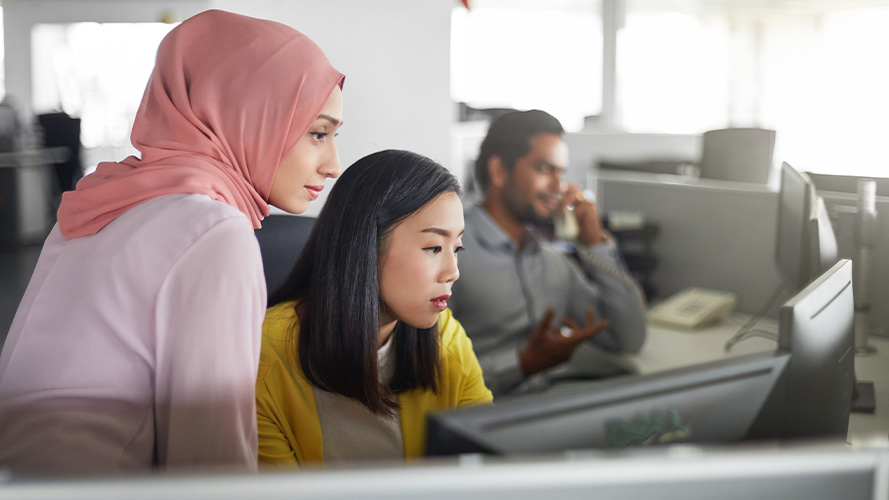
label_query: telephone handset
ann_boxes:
[553,208,580,242]
[553,187,595,242]
[648,288,737,330]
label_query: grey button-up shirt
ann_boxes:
[450,204,647,396]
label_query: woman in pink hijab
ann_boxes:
[0,10,344,475]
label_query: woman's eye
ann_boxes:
[454,246,465,255]
[310,132,328,141]
[424,246,443,255]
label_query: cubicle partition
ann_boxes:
[596,171,786,317]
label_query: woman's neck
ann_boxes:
[379,317,397,347]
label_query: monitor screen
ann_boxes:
[426,260,854,456]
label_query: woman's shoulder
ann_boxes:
[114,194,258,266]
[266,300,299,321]
[263,301,300,342]
[258,300,301,380]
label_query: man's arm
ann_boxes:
[572,241,647,353]
[561,185,647,353]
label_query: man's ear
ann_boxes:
[487,156,509,189]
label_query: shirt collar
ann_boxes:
[465,203,541,253]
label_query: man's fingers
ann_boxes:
[533,307,556,336]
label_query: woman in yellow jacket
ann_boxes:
[256,150,493,467]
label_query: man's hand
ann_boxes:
[560,184,605,245]
[519,306,610,376]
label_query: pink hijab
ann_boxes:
[57,10,345,239]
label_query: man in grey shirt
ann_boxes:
[450,109,647,396]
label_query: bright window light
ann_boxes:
[451,0,603,132]
[31,22,176,152]
[618,12,730,134]
[620,2,889,178]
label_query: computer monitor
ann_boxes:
[426,260,854,456]
[748,258,854,440]
[811,196,840,281]
[775,162,840,293]
[426,352,789,455]
[775,162,817,292]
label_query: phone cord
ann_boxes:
[574,244,649,314]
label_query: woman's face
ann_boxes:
[379,191,464,332]
[268,86,344,214]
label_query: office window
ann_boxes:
[759,7,889,177]
[617,10,730,134]
[31,22,175,169]
[620,2,889,178]
[450,0,603,132]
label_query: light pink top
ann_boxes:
[0,194,265,475]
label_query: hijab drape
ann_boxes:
[57,9,345,238]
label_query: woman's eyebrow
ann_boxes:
[317,114,342,127]
[421,227,465,237]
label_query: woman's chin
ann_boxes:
[402,313,441,330]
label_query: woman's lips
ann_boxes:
[305,185,323,200]
[431,294,451,311]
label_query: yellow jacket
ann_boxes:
[256,301,493,466]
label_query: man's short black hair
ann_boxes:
[474,109,564,191]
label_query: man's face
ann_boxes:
[500,132,568,224]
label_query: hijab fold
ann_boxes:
[58,9,345,239]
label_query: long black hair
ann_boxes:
[269,149,462,416]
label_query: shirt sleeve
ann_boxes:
[153,216,265,470]
[256,364,300,467]
[572,240,647,353]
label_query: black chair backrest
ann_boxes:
[254,214,316,295]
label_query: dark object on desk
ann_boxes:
[852,380,876,414]
[254,214,316,295]
[426,259,854,456]
[603,217,659,302]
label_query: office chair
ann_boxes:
[38,112,83,209]
[699,128,776,185]
[254,214,316,295]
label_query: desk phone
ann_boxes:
[648,288,737,329]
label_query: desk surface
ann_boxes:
[629,314,889,443]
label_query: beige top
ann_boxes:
[313,336,403,462]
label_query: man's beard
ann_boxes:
[502,185,551,226]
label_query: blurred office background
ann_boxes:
[2,0,889,341]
